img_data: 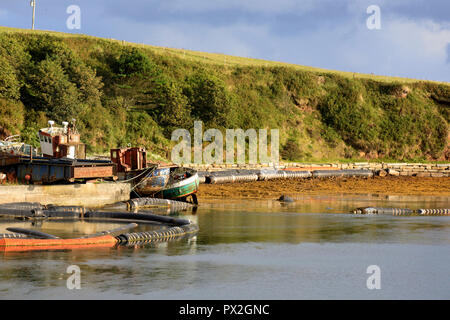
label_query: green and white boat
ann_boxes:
[135,166,199,204]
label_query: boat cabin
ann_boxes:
[38,120,86,159]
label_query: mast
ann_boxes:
[30,0,36,30]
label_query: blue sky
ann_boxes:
[1,0,449,82]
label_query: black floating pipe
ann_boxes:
[44,209,81,218]
[0,202,44,211]
[78,223,139,239]
[352,207,450,216]
[0,208,34,217]
[84,211,190,226]
[6,227,60,239]
[0,204,88,219]
[417,208,450,215]
[128,197,195,210]
[45,205,88,215]
[100,202,129,211]
[312,169,373,178]
[352,207,414,215]
[116,223,199,244]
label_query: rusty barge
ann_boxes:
[0,120,199,204]
[1,120,116,184]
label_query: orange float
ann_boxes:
[0,235,118,252]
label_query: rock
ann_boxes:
[377,169,387,177]
[416,172,431,177]
[431,173,444,178]
[278,195,294,202]
[387,169,400,176]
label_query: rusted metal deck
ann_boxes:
[0,154,116,184]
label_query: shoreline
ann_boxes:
[197,176,450,200]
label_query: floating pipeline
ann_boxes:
[0,200,192,219]
[258,170,312,181]
[101,197,195,212]
[417,208,450,215]
[0,202,88,219]
[129,197,195,211]
[0,207,43,219]
[0,202,198,251]
[312,169,373,178]
[206,170,259,184]
[6,227,60,239]
[83,211,190,226]
[46,204,88,214]
[7,224,139,240]
[0,221,198,252]
[116,223,199,245]
[0,207,192,225]
[197,171,207,184]
[202,169,261,184]
[352,207,450,216]
[352,207,414,215]
[0,201,47,218]
[198,168,373,184]
[0,207,85,220]
[0,202,45,211]
[78,223,138,238]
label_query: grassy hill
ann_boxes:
[0,26,449,162]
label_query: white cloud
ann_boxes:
[307,17,450,81]
[386,19,450,63]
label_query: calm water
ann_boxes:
[0,194,449,300]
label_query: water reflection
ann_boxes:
[197,195,450,245]
[0,194,448,299]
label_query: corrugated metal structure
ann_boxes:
[110,147,147,172]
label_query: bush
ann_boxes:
[183,72,234,128]
[318,79,380,151]
[125,111,167,151]
[113,47,158,77]
[23,58,82,122]
[281,139,303,161]
[151,78,191,136]
[0,99,24,138]
[18,36,103,124]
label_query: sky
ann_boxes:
[0,0,449,82]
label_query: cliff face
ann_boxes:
[0,27,449,161]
